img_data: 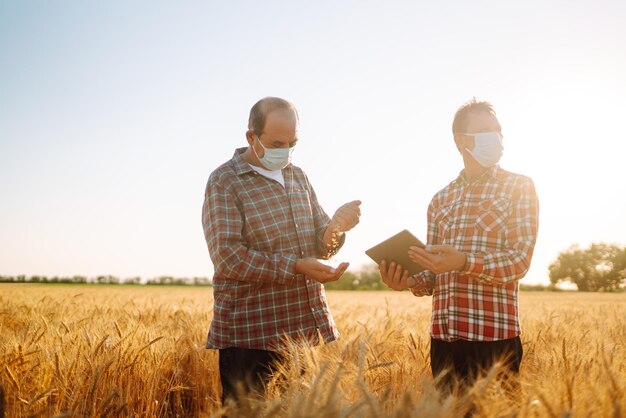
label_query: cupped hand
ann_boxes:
[295,258,350,284]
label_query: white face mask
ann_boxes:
[463,131,503,167]
[253,136,295,171]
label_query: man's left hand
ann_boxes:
[408,245,467,275]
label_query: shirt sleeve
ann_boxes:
[305,175,346,260]
[461,176,539,284]
[202,176,302,285]
[410,200,437,297]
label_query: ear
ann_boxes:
[245,130,256,146]
[453,133,466,153]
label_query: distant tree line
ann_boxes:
[0,269,554,291]
[0,275,212,286]
[4,243,624,292]
[324,266,385,291]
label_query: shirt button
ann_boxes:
[295,223,299,228]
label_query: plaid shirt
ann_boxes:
[202,148,342,351]
[411,165,539,342]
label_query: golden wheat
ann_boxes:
[0,284,624,417]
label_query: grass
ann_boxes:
[0,284,624,417]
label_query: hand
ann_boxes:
[408,245,466,275]
[329,200,361,233]
[295,258,349,284]
[379,260,417,291]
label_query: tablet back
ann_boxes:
[365,229,426,276]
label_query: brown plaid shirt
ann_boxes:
[202,148,342,350]
[411,165,539,342]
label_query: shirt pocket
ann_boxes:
[289,186,313,216]
[289,186,316,235]
[476,197,510,232]
[436,204,456,242]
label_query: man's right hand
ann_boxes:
[379,260,417,291]
[295,258,349,284]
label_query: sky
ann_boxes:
[1,1,625,285]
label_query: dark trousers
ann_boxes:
[430,336,523,393]
[218,347,283,405]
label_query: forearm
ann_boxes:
[203,181,303,285]
[462,244,534,285]
[211,242,302,285]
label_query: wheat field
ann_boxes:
[0,284,624,417]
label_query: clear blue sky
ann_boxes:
[1,1,625,284]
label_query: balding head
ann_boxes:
[248,97,299,137]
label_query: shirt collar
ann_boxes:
[231,148,255,175]
[456,164,501,186]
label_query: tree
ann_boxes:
[124,277,141,285]
[193,277,211,286]
[72,276,87,284]
[549,243,626,291]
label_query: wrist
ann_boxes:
[460,253,469,271]
[406,275,418,289]
[325,226,343,247]
[327,219,342,234]
[295,259,304,274]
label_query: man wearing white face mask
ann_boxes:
[202,97,361,405]
[380,98,539,394]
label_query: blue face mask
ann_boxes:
[464,131,503,167]
[253,136,295,171]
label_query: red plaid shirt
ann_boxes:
[202,148,342,350]
[411,166,539,342]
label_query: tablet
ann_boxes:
[365,229,426,276]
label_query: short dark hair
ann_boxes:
[452,97,496,134]
[248,97,299,136]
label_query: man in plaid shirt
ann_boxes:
[202,97,361,403]
[380,98,539,392]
